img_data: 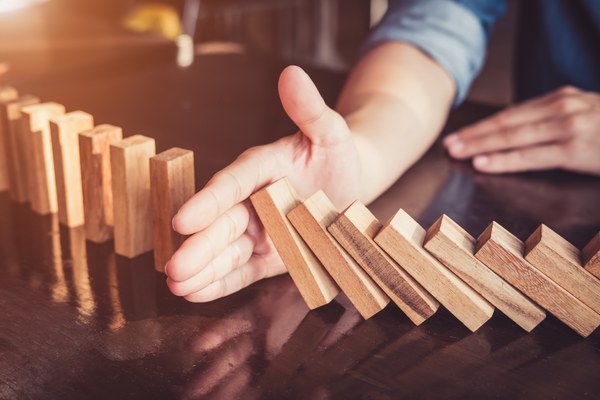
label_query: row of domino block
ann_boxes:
[0,85,194,271]
[251,176,600,337]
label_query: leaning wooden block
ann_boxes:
[288,191,390,319]
[0,85,18,192]
[328,201,439,325]
[150,148,195,273]
[79,124,123,243]
[524,224,600,315]
[110,135,155,258]
[250,177,340,309]
[424,215,545,332]
[374,209,494,332]
[584,232,600,279]
[50,111,94,227]
[0,95,40,202]
[475,222,600,337]
[21,102,66,215]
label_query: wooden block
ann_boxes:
[21,102,66,214]
[328,201,439,325]
[0,95,40,202]
[79,124,123,243]
[374,209,494,332]
[424,215,546,332]
[150,148,195,273]
[288,191,390,319]
[250,177,340,309]
[50,111,94,227]
[475,222,600,337]
[0,85,18,192]
[110,135,155,258]
[524,224,600,315]
[584,232,600,279]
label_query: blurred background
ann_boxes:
[0,0,516,106]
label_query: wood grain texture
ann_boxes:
[50,111,94,227]
[424,215,545,332]
[0,86,18,192]
[584,233,600,279]
[0,95,40,202]
[150,148,195,273]
[288,191,390,319]
[21,103,66,215]
[524,224,600,315]
[374,209,494,332]
[250,177,340,309]
[475,222,600,337]
[79,125,123,243]
[327,201,439,325]
[110,135,155,258]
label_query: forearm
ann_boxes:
[337,41,456,204]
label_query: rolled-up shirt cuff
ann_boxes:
[363,0,488,107]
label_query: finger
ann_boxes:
[184,251,286,303]
[472,143,566,173]
[167,203,251,282]
[168,233,255,296]
[279,65,349,146]
[444,86,585,146]
[173,146,279,235]
[448,117,571,159]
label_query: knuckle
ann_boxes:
[562,115,581,132]
[557,85,579,95]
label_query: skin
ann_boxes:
[445,86,600,175]
[166,42,455,302]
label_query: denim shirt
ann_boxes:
[365,0,600,106]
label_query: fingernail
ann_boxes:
[474,155,489,168]
[444,133,460,147]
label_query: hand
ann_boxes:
[165,66,362,302]
[444,86,600,175]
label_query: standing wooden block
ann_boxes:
[21,102,66,215]
[328,201,439,325]
[424,215,546,332]
[0,86,18,192]
[0,95,40,202]
[583,232,600,279]
[50,111,94,227]
[110,135,156,258]
[150,148,195,273]
[475,222,600,337]
[250,177,340,309]
[79,125,123,243]
[374,209,494,332]
[524,224,600,315]
[288,191,390,319]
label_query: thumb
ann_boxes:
[278,65,349,146]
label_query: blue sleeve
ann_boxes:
[363,0,506,107]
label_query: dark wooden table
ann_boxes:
[2,44,600,400]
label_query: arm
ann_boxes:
[165,44,454,302]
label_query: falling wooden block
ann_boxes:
[250,177,340,309]
[328,201,439,325]
[475,222,600,337]
[0,86,18,192]
[424,215,546,332]
[584,232,600,279]
[79,124,123,243]
[150,148,195,273]
[110,135,155,258]
[0,95,40,202]
[21,102,66,215]
[50,111,94,227]
[374,209,494,332]
[524,224,600,316]
[288,191,390,319]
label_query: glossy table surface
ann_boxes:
[2,45,600,400]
